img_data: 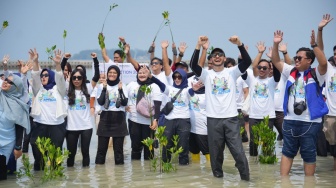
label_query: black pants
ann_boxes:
[274,111,284,140]
[249,118,275,156]
[189,133,209,155]
[66,128,93,167]
[128,120,153,160]
[162,118,191,165]
[30,122,66,171]
[95,136,124,165]
[207,117,249,179]
[22,115,35,152]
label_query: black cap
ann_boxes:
[175,61,189,69]
[0,74,4,77]
[210,48,225,55]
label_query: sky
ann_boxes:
[0,0,336,62]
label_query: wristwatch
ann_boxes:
[311,44,318,48]
[14,145,22,150]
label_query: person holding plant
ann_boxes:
[190,36,251,180]
[29,48,67,171]
[271,30,328,176]
[243,41,281,156]
[101,35,125,63]
[126,65,162,160]
[65,69,94,167]
[0,74,30,180]
[94,65,128,165]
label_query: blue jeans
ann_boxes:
[282,120,322,163]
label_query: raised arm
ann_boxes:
[176,42,188,63]
[278,42,292,65]
[149,42,155,60]
[311,30,327,75]
[29,48,41,96]
[190,36,207,76]
[230,36,251,73]
[199,40,209,68]
[99,33,110,63]
[2,55,9,72]
[317,14,333,51]
[91,52,99,88]
[61,53,71,71]
[161,40,172,76]
[125,43,140,71]
[271,30,284,73]
[252,41,266,76]
[172,42,177,63]
[53,49,66,97]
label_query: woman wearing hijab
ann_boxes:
[126,66,162,160]
[150,68,201,165]
[29,49,67,171]
[94,65,128,165]
[0,74,30,180]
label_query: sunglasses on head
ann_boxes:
[211,52,224,57]
[40,73,49,78]
[293,56,309,61]
[150,61,161,66]
[72,76,83,80]
[257,66,269,71]
[5,78,16,86]
[173,75,182,80]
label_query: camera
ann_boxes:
[116,97,121,108]
[293,101,307,115]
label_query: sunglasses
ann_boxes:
[150,61,161,66]
[40,73,49,78]
[173,75,182,80]
[72,76,83,80]
[5,78,16,86]
[293,56,309,61]
[211,52,224,57]
[257,66,269,71]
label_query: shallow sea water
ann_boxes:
[1,124,336,188]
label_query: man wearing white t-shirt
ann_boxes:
[272,30,328,176]
[190,36,251,181]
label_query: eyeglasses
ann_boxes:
[72,76,83,80]
[211,52,224,57]
[150,61,161,66]
[4,78,16,86]
[173,75,182,80]
[40,73,49,78]
[257,66,269,71]
[293,56,309,61]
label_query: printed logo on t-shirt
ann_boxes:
[212,76,230,95]
[275,86,280,93]
[290,80,305,98]
[70,96,87,111]
[189,95,200,111]
[108,91,118,107]
[38,90,56,102]
[130,87,139,101]
[328,73,336,92]
[253,83,268,98]
[28,92,33,105]
[170,91,186,107]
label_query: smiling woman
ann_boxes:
[0,74,30,181]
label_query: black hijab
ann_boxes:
[106,65,120,86]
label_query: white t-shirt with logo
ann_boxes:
[236,76,248,110]
[282,63,325,122]
[67,89,94,130]
[94,83,128,112]
[153,71,173,109]
[325,61,336,116]
[274,74,286,112]
[244,74,278,119]
[199,66,242,118]
[164,86,191,120]
[189,93,207,135]
[126,82,162,125]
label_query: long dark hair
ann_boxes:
[67,69,90,106]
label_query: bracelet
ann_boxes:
[178,53,184,57]
[311,44,318,48]
[282,51,288,55]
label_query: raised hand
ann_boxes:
[310,30,316,45]
[273,30,283,44]
[118,81,123,90]
[197,36,208,47]
[20,60,33,74]
[91,52,97,58]
[28,48,39,62]
[52,49,62,65]
[229,35,242,46]
[64,53,71,59]
[161,40,169,49]
[119,36,126,44]
[318,14,333,30]
[124,44,130,54]
[278,42,288,53]
[141,65,152,78]
[2,54,9,64]
[256,41,266,53]
[178,42,188,53]
[192,80,204,91]
[266,47,273,58]
[202,40,209,50]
